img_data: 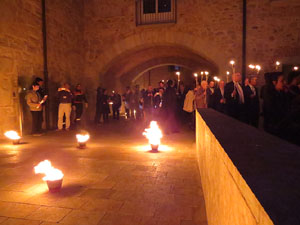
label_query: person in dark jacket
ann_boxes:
[162,80,179,133]
[94,87,103,124]
[143,85,155,123]
[212,80,226,113]
[73,84,88,125]
[102,89,110,123]
[244,76,260,127]
[263,72,287,135]
[206,81,215,108]
[224,73,246,122]
[111,91,121,120]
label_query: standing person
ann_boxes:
[183,85,195,129]
[26,82,44,135]
[73,84,88,125]
[162,80,179,133]
[123,87,132,119]
[57,83,73,131]
[102,89,110,123]
[177,82,187,122]
[224,72,246,122]
[195,81,208,110]
[244,76,260,127]
[35,77,45,98]
[207,81,215,108]
[263,72,288,135]
[213,80,226,113]
[143,85,154,123]
[132,85,141,120]
[153,87,164,121]
[94,87,103,124]
[111,91,121,120]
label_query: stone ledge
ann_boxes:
[196,109,300,225]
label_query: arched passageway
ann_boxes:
[100,45,219,91]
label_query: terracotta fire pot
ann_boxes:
[46,178,63,193]
[151,144,159,152]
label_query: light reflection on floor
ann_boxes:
[134,144,173,152]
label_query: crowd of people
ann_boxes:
[25,70,300,145]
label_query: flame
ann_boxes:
[4,131,20,140]
[143,121,163,146]
[76,134,90,143]
[34,160,64,181]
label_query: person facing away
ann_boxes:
[206,81,215,108]
[57,83,73,131]
[94,87,103,124]
[263,72,288,135]
[224,72,246,121]
[212,80,226,113]
[162,80,179,133]
[101,89,110,123]
[143,85,155,122]
[111,90,121,120]
[195,81,208,109]
[123,86,132,118]
[72,84,88,124]
[26,82,44,135]
[244,76,260,127]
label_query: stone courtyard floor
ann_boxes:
[0,120,207,225]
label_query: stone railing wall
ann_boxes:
[196,109,300,225]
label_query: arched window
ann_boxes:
[136,0,176,25]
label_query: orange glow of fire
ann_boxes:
[143,121,163,146]
[4,131,21,140]
[34,160,64,181]
[76,134,90,143]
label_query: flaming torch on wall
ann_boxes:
[34,160,64,192]
[4,131,21,145]
[143,121,163,152]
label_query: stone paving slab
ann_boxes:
[0,121,207,225]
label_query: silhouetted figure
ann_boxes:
[73,84,88,125]
[111,91,121,120]
[206,81,215,108]
[162,80,179,133]
[94,87,103,124]
[263,72,287,135]
[212,80,226,113]
[143,85,155,123]
[244,76,260,127]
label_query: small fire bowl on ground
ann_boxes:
[12,139,21,145]
[151,144,159,152]
[46,178,63,193]
[77,142,86,149]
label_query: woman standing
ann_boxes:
[26,82,43,135]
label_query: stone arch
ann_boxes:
[85,30,236,89]
[98,44,220,91]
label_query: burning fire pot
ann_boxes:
[4,131,21,145]
[34,160,64,192]
[143,121,163,152]
[76,133,90,149]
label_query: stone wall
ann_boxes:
[0,0,43,135]
[83,0,300,87]
[46,0,84,128]
[0,0,84,135]
[196,110,273,225]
